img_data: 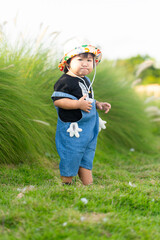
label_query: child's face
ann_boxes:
[67,53,94,77]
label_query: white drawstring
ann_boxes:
[88,61,96,93]
[67,60,96,94]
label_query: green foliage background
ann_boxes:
[0,40,157,164]
[116,55,160,84]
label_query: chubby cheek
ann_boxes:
[70,62,80,71]
[88,65,94,73]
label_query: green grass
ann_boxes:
[1,30,160,239]
[92,61,156,153]
[0,43,57,164]
[1,37,157,164]
[0,145,160,240]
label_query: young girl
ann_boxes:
[52,44,111,185]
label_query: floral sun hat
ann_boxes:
[58,44,102,72]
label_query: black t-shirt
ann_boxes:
[52,74,93,122]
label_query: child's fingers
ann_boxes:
[105,103,111,109]
[105,109,110,113]
[85,104,92,112]
[78,95,93,112]
[96,102,102,110]
[102,102,111,108]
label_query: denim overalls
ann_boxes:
[51,91,99,177]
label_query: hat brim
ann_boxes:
[58,44,102,72]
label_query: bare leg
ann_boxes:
[78,167,93,185]
[61,176,72,184]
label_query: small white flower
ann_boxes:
[80,216,85,222]
[103,217,108,222]
[28,185,35,191]
[130,148,135,152]
[152,199,155,202]
[17,193,24,199]
[62,222,67,226]
[81,198,88,204]
[22,185,35,193]
[22,187,27,193]
[129,182,136,187]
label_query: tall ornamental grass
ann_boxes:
[144,96,160,136]
[0,43,56,164]
[0,39,156,165]
[93,61,155,153]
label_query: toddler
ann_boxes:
[52,44,111,185]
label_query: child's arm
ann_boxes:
[54,95,92,113]
[96,101,111,114]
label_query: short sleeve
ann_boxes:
[52,75,72,101]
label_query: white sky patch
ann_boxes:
[0,0,160,60]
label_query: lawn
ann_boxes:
[0,144,160,240]
[1,28,160,240]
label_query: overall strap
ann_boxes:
[85,76,95,100]
[51,91,78,100]
[85,76,91,84]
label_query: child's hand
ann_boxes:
[96,101,111,114]
[78,95,92,112]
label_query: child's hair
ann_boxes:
[64,52,95,73]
